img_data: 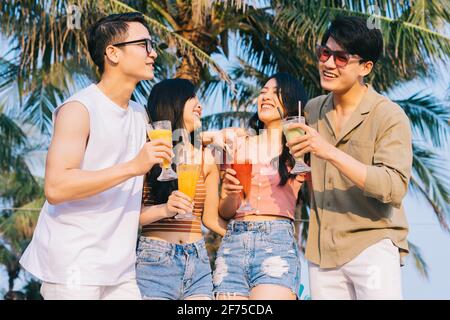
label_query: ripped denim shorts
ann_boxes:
[212,219,301,298]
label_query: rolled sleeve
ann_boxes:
[363,110,412,208]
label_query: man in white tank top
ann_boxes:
[19,12,173,300]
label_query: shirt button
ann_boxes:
[257,196,261,200]
[258,183,262,187]
[256,210,260,214]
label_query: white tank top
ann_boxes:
[20,84,148,286]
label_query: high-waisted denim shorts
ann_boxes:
[212,219,301,298]
[136,237,213,300]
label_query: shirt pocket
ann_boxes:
[347,139,374,164]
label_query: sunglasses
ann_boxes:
[112,38,157,55]
[315,44,364,68]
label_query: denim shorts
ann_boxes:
[136,237,213,300]
[212,220,301,298]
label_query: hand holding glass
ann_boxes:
[282,116,311,174]
[175,163,201,220]
[146,121,178,181]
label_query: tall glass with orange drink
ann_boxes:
[175,163,201,220]
[146,121,178,181]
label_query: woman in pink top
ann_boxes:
[213,73,308,300]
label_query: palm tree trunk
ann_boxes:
[174,14,216,86]
[175,53,203,85]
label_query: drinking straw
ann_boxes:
[298,101,302,118]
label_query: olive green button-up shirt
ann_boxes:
[304,85,412,268]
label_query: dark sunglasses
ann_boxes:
[112,38,157,55]
[315,44,365,68]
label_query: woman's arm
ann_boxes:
[139,203,173,226]
[218,168,242,220]
[202,154,228,236]
[139,190,194,226]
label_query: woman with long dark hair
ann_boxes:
[136,79,227,300]
[213,73,308,300]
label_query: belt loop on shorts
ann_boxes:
[261,222,269,233]
[193,241,201,258]
[228,219,237,232]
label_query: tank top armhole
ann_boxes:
[53,99,92,149]
[53,99,91,125]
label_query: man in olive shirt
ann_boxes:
[287,16,412,299]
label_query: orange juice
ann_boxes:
[148,129,172,169]
[177,164,201,200]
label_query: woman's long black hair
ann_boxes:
[248,73,308,186]
[145,78,197,204]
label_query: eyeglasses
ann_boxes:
[111,38,157,55]
[315,44,364,68]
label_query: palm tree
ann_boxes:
[0,106,42,207]
[0,0,241,135]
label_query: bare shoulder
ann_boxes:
[46,101,91,170]
[52,101,90,139]
[55,101,90,123]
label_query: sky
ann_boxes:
[1,22,450,300]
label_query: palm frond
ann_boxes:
[0,0,232,85]
[407,240,429,279]
[0,108,43,206]
[0,111,27,171]
[271,0,450,93]
[395,92,450,148]
[0,198,44,244]
[107,0,232,85]
[0,166,43,209]
[199,57,262,115]
[1,55,95,135]
[0,244,19,291]
[410,143,450,231]
[0,198,44,293]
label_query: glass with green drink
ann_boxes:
[282,116,311,174]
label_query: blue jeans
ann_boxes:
[213,220,301,298]
[136,237,213,300]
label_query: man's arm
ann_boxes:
[358,112,412,207]
[287,111,412,208]
[45,102,172,205]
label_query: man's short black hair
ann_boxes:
[321,16,383,64]
[87,12,149,74]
